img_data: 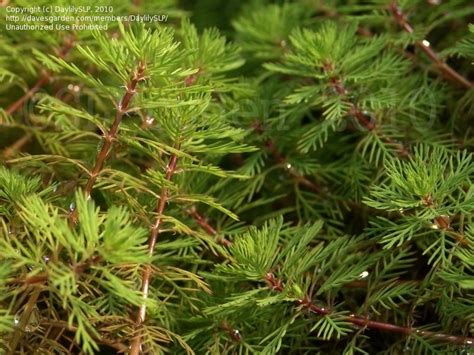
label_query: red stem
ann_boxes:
[2,133,33,159]
[5,74,50,115]
[130,145,180,355]
[252,122,325,193]
[5,36,75,116]
[389,1,473,89]
[173,213,466,344]
[188,207,217,235]
[266,274,474,346]
[41,320,128,352]
[323,63,376,131]
[83,61,146,199]
[188,207,232,247]
[12,255,103,286]
[309,300,472,344]
[3,37,75,159]
[324,64,413,158]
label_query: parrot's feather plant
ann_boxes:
[0,0,474,354]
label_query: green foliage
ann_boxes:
[365,145,474,263]
[1,0,474,353]
[233,3,312,60]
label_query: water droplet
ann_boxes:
[231,329,242,341]
[128,343,143,352]
[421,40,430,47]
[67,84,74,91]
[73,85,80,93]
[286,163,292,169]
[69,202,76,212]
[358,271,369,279]
[430,224,439,230]
[14,305,40,333]
[434,215,450,230]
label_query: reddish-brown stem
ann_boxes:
[220,322,242,342]
[252,122,326,193]
[254,122,381,208]
[184,68,203,87]
[266,139,324,192]
[315,300,472,344]
[83,61,146,199]
[130,145,180,355]
[323,64,376,131]
[41,320,128,353]
[9,200,101,353]
[256,122,398,214]
[188,207,232,247]
[350,106,376,131]
[12,255,103,286]
[171,207,466,344]
[4,36,75,116]
[188,207,217,235]
[2,133,33,159]
[325,63,413,158]
[448,230,469,247]
[389,1,473,89]
[5,74,50,116]
[422,201,469,247]
[265,274,473,346]
[307,299,472,344]
[265,272,284,292]
[2,37,75,159]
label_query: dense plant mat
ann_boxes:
[1,0,473,353]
